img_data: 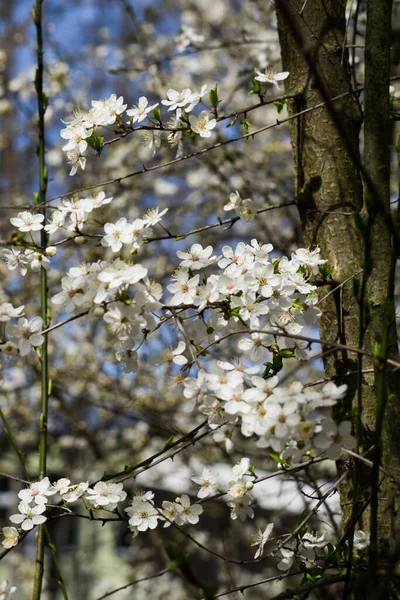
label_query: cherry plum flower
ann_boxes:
[177,244,218,269]
[254,67,289,89]
[18,477,54,505]
[161,88,193,111]
[101,218,133,252]
[167,270,199,305]
[150,341,188,367]
[85,482,127,508]
[251,523,274,558]
[0,303,24,322]
[9,502,47,531]
[1,527,18,549]
[192,467,218,499]
[189,111,217,138]
[177,494,203,525]
[313,418,356,460]
[127,96,159,124]
[6,317,44,356]
[10,211,44,232]
[0,580,17,598]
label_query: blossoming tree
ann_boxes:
[0,0,399,598]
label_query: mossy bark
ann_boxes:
[275,0,400,595]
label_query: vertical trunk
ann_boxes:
[363,0,400,589]
[275,0,400,594]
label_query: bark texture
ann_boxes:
[275,0,400,595]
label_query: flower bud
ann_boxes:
[93,306,106,318]
[45,246,57,257]
[245,481,254,491]
[74,236,87,245]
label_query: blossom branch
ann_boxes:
[42,84,379,207]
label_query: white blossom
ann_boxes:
[167,270,199,305]
[189,111,217,138]
[353,530,370,551]
[10,211,44,232]
[1,527,18,549]
[254,67,289,89]
[251,523,274,558]
[6,317,44,356]
[0,580,17,599]
[85,482,127,508]
[127,96,159,124]
[9,502,47,531]
[18,477,54,505]
[192,467,218,499]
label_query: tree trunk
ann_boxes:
[275,0,400,595]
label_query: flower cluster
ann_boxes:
[60,94,127,174]
[8,477,54,532]
[101,207,163,253]
[3,247,53,275]
[191,367,352,462]
[124,489,203,534]
[166,239,322,346]
[3,477,127,541]
[59,83,216,174]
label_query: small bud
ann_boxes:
[74,236,87,245]
[45,246,57,257]
[175,497,181,504]
[245,481,254,491]
[93,306,106,318]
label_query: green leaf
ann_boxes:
[274,98,287,114]
[319,262,332,278]
[279,348,296,359]
[85,132,104,154]
[152,107,161,122]
[248,78,261,96]
[163,436,175,449]
[241,119,251,135]
[272,258,280,273]
[269,453,282,463]
[209,85,221,109]
[291,300,304,311]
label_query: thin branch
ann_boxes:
[191,328,400,369]
[267,574,346,600]
[96,569,169,600]
[200,571,300,599]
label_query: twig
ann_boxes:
[96,569,169,600]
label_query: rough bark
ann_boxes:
[275,0,400,595]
